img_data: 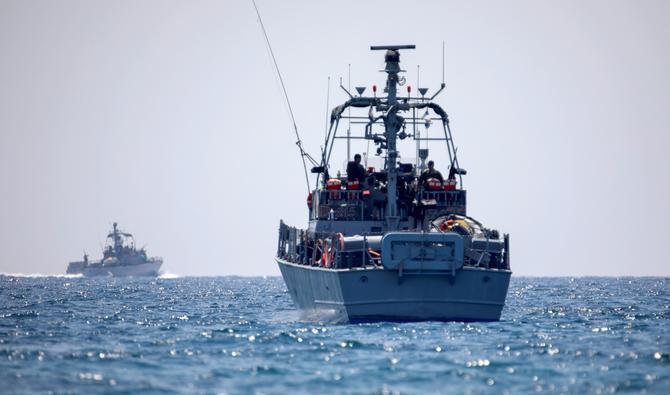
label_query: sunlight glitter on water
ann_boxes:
[0,276,668,394]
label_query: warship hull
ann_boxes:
[66,261,162,277]
[277,258,511,322]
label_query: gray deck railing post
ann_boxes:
[277,221,284,257]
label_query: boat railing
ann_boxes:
[316,189,366,221]
[319,188,465,205]
[278,221,381,268]
[314,188,467,221]
[419,189,466,205]
[277,221,305,264]
[320,189,365,202]
[278,220,509,270]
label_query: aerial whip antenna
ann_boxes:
[347,63,351,162]
[442,40,445,84]
[323,76,331,141]
[252,0,314,192]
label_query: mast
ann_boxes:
[112,222,121,254]
[371,45,414,231]
[321,44,462,230]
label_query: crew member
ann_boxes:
[346,153,367,182]
[419,160,444,186]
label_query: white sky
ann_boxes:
[1,0,668,276]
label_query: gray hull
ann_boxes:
[278,258,511,322]
[70,262,162,277]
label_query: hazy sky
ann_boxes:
[1,0,668,276]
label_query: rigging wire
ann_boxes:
[252,0,313,191]
[323,76,330,142]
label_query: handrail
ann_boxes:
[278,220,507,270]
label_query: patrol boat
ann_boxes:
[276,45,511,322]
[66,222,162,277]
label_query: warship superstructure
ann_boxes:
[67,223,162,277]
[276,45,511,322]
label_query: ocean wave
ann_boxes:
[158,272,179,279]
[1,277,668,393]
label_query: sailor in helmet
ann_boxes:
[346,153,367,182]
[419,160,444,187]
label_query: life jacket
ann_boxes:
[426,177,442,191]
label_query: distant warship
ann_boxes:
[276,45,511,322]
[67,223,162,277]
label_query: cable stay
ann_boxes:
[252,0,314,191]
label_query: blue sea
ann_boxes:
[1,276,668,394]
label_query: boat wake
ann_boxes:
[158,272,179,279]
[268,308,348,324]
[298,309,349,324]
[0,272,83,278]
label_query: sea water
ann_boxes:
[1,276,668,394]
